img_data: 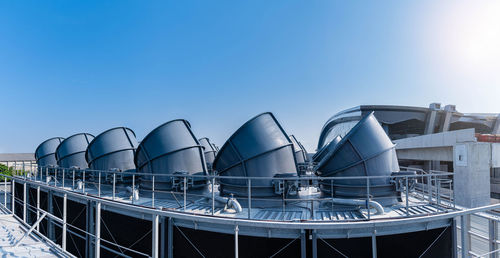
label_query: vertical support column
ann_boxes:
[160,217,166,258]
[152,214,159,258]
[234,225,239,258]
[48,190,54,240]
[490,220,498,258]
[4,178,6,210]
[62,193,67,251]
[36,186,40,231]
[300,230,306,258]
[461,215,470,258]
[311,229,317,258]
[372,233,377,258]
[95,201,101,258]
[452,218,458,258]
[86,201,94,258]
[167,217,173,258]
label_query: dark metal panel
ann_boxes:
[289,135,308,164]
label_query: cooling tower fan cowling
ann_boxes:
[213,112,299,197]
[135,119,209,191]
[314,112,400,206]
[35,137,65,167]
[55,133,94,169]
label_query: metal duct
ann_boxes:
[135,119,208,191]
[199,137,217,165]
[55,133,94,169]
[314,112,400,205]
[85,127,138,181]
[312,135,341,163]
[35,137,65,167]
[289,135,308,164]
[213,112,298,197]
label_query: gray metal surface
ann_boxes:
[289,135,308,164]
[85,127,138,172]
[135,120,208,191]
[199,137,217,165]
[315,112,400,205]
[55,133,94,169]
[312,135,341,163]
[213,112,298,197]
[35,137,64,167]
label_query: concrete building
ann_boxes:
[0,153,36,171]
[318,103,500,208]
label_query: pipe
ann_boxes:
[328,198,384,215]
[204,194,243,213]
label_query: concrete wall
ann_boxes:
[453,143,491,207]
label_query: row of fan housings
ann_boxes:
[34,112,401,203]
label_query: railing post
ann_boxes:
[372,233,377,258]
[405,176,409,216]
[312,229,318,258]
[95,201,101,258]
[211,177,215,215]
[4,177,7,209]
[183,176,187,211]
[62,168,65,188]
[437,179,441,206]
[132,174,135,205]
[152,214,159,258]
[72,170,75,190]
[248,178,251,219]
[11,179,15,214]
[83,170,86,193]
[152,175,155,208]
[366,177,370,220]
[112,173,116,200]
[62,193,67,251]
[98,172,101,197]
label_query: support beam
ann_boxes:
[372,233,377,258]
[234,225,239,258]
[461,215,470,258]
[168,217,173,258]
[161,217,166,258]
[48,190,54,240]
[300,229,306,258]
[95,201,101,258]
[490,220,498,258]
[14,212,47,247]
[152,214,159,258]
[36,186,40,231]
[62,193,67,251]
[312,229,317,258]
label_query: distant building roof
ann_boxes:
[0,153,35,162]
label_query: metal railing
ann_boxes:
[3,162,458,222]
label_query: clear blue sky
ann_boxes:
[1,1,500,153]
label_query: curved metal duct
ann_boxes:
[312,135,341,163]
[135,120,208,191]
[289,135,308,164]
[314,112,400,205]
[86,127,138,181]
[35,137,65,167]
[199,137,217,165]
[213,112,298,197]
[55,133,94,169]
